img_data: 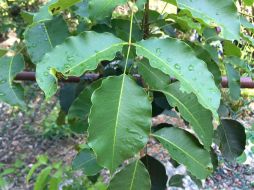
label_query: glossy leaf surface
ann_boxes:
[25,16,69,64]
[135,38,220,117]
[176,0,240,40]
[36,31,125,98]
[153,127,212,179]
[138,62,213,149]
[88,75,151,172]
[72,148,102,176]
[0,55,25,107]
[108,160,151,190]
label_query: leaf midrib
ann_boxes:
[111,74,126,171]
[134,43,209,112]
[8,56,22,105]
[158,89,206,144]
[129,161,138,190]
[153,134,209,171]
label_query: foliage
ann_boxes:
[0,0,253,189]
[0,159,25,188]
[26,154,107,190]
[0,0,43,40]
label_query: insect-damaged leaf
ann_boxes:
[49,0,81,15]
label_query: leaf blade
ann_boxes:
[135,38,221,117]
[153,127,212,179]
[88,75,151,172]
[108,160,151,190]
[36,31,126,98]
[0,55,25,107]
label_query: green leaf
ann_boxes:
[176,0,240,40]
[223,41,241,57]
[0,168,15,176]
[141,155,167,190]
[88,0,126,23]
[135,38,220,118]
[224,56,249,73]
[225,63,241,101]
[72,148,103,176]
[49,169,63,190]
[138,61,213,149]
[190,44,221,86]
[59,83,78,114]
[0,49,7,57]
[21,11,34,24]
[33,0,57,23]
[108,160,151,190]
[49,0,82,14]
[153,127,213,179]
[240,16,254,31]
[0,55,25,107]
[138,60,170,90]
[36,31,126,98]
[242,34,254,46]
[88,75,151,172]
[34,166,52,190]
[243,0,254,6]
[68,80,102,133]
[163,83,213,149]
[25,16,69,64]
[112,19,144,42]
[217,119,246,161]
[168,175,184,187]
[26,155,48,183]
[73,0,89,18]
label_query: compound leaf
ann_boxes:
[88,75,151,172]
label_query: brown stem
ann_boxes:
[143,0,150,39]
